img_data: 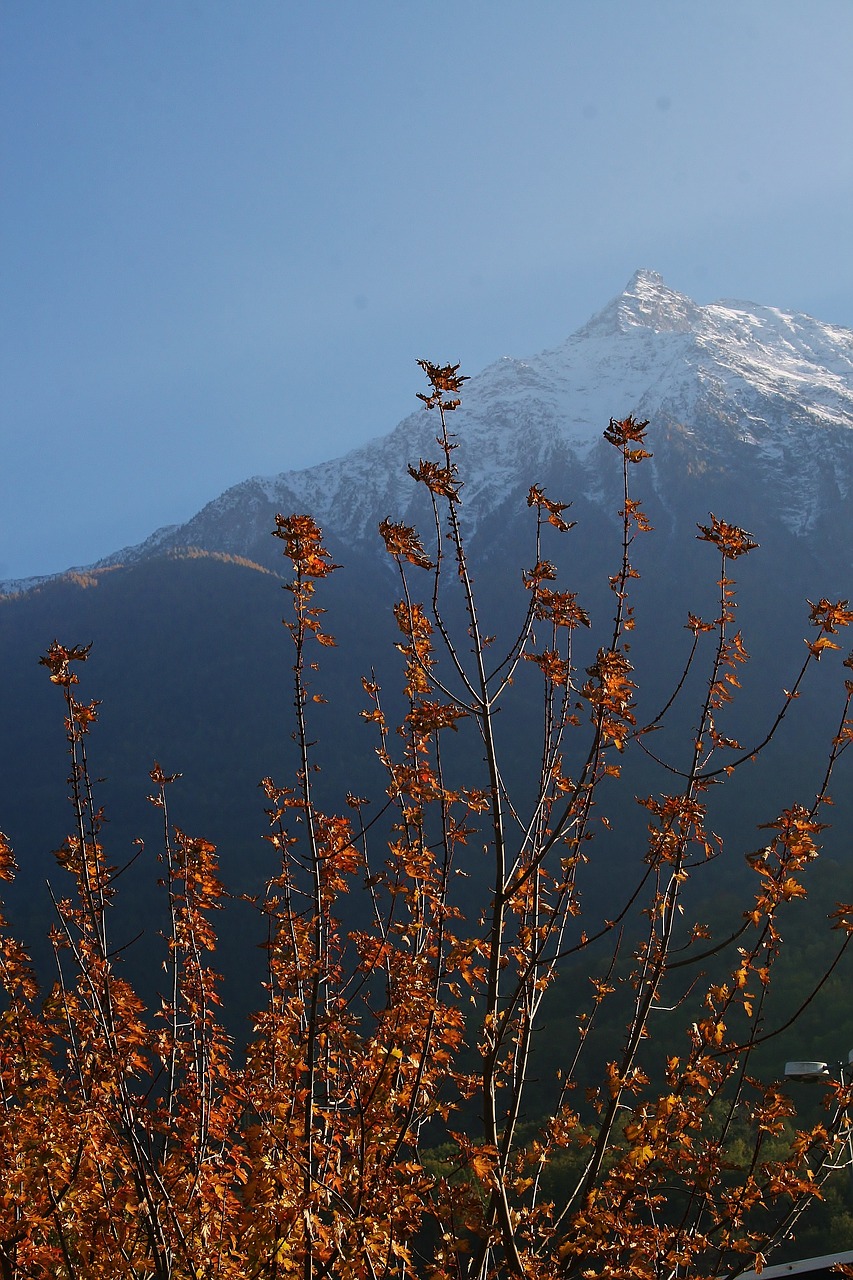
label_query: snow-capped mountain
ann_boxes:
[3,272,851,982]
[4,270,852,594]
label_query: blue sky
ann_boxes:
[2,1,852,581]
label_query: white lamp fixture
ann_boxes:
[784,1061,832,1083]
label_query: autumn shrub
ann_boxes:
[1,359,852,1278]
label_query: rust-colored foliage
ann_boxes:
[1,363,852,1278]
[697,513,760,560]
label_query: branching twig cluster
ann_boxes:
[0,361,851,1277]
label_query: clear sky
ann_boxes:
[2,1,852,581]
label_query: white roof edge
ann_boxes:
[737,1248,853,1278]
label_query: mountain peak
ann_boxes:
[3,273,850,598]
[584,269,701,336]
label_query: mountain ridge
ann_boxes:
[3,270,851,1035]
[4,269,851,596]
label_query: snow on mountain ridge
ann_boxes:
[125,267,852,553]
[697,302,853,427]
[2,271,850,595]
[580,268,702,336]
